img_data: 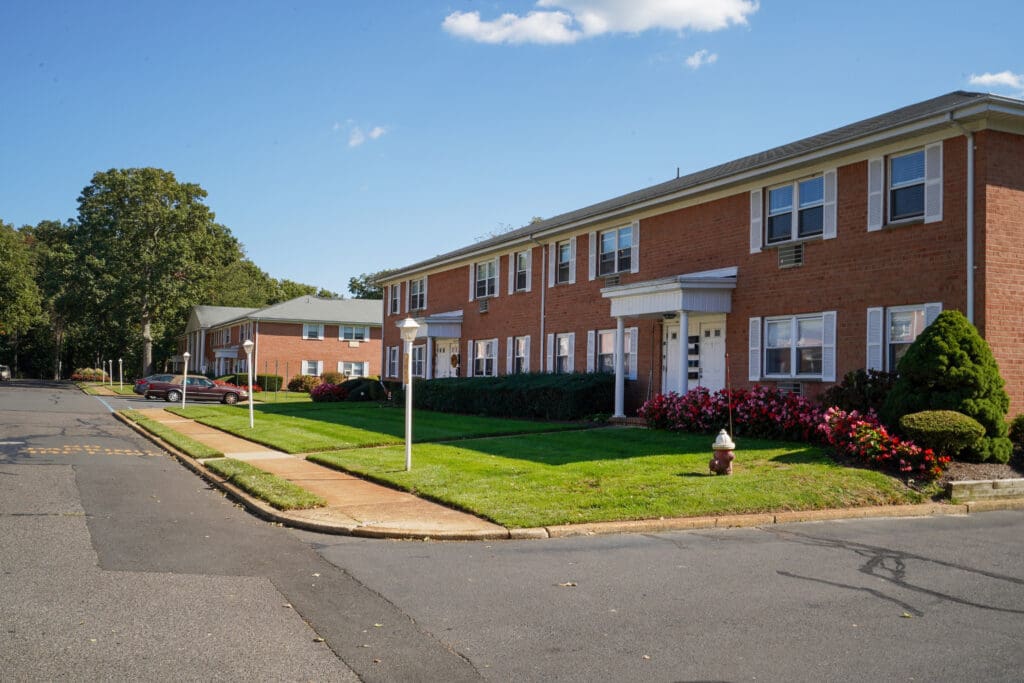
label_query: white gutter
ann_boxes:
[532,234,546,371]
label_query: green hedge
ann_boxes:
[898,410,985,458]
[413,372,614,420]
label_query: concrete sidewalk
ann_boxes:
[123,407,1024,542]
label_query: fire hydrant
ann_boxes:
[710,429,736,475]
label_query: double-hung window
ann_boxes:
[475,260,496,298]
[389,285,401,315]
[411,346,425,378]
[866,303,941,372]
[556,240,572,284]
[594,329,636,378]
[339,361,368,378]
[341,326,368,341]
[302,324,323,340]
[387,346,399,378]
[598,226,632,276]
[514,251,530,292]
[764,315,824,378]
[555,333,572,374]
[889,150,925,221]
[512,336,528,374]
[766,175,824,244]
[409,278,426,311]
[302,360,322,376]
[473,339,496,377]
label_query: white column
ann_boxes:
[613,316,626,418]
[677,311,689,395]
[426,336,434,379]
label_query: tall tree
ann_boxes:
[0,221,43,373]
[20,220,76,378]
[348,269,394,300]
[71,168,242,375]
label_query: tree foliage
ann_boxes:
[347,269,394,300]
[0,220,43,336]
[881,310,1012,463]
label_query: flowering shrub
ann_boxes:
[213,379,262,393]
[818,407,950,480]
[71,368,108,382]
[310,383,349,402]
[638,385,823,442]
[288,374,322,393]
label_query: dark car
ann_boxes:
[144,375,248,404]
[134,374,175,397]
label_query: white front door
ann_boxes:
[434,339,459,378]
[661,322,681,392]
[698,322,726,392]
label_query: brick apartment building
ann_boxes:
[178,296,382,386]
[378,91,1024,417]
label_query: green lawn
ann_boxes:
[252,391,313,404]
[308,428,922,528]
[120,409,223,459]
[204,458,326,510]
[169,402,578,453]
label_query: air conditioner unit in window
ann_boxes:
[478,297,489,313]
[776,381,803,396]
[778,243,804,269]
[603,274,621,287]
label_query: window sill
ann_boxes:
[763,234,822,250]
[882,216,924,229]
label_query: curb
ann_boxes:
[114,411,1024,542]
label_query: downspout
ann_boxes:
[951,114,975,324]
[532,234,546,370]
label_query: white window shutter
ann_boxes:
[866,307,884,371]
[468,264,475,302]
[588,232,597,281]
[467,339,474,377]
[567,333,575,372]
[630,221,640,274]
[821,311,837,382]
[749,190,763,253]
[568,237,577,284]
[548,244,555,288]
[493,257,500,298]
[924,142,943,224]
[317,360,324,376]
[822,169,838,240]
[586,330,595,372]
[523,336,530,373]
[508,254,515,293]
[748,317,762,381]
[546,333,554,372]
[628,327,638,380]
[422,277,428,309]
[924,302,943,326]
[867,157,884,231]
[365,326,371,340]
[506,336,513,374]
[525,250,532,293]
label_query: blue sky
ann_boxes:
[2,1,1022,296]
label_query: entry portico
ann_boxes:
[602,267,736,418]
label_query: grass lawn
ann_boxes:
[252,391,312,404]
[169,402,578,453]
[308,428,923,528]
[204,458,326,510]
[120,409,223,459]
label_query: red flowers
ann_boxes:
[819,407,950,480]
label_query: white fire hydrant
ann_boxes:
[710,429,736,475]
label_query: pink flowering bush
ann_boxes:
[818,407,950,480]
[310,383,349,402]
[638,385,823,442]
[214,379,262,393]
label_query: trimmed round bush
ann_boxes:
[287,374,322,393]
[321,371,344,385]
[1009,414,1024,451]
[898,410,985,458]
[881,310,1012,463]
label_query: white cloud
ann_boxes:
[685,48,718,69]
[969,70,1024,91]
[348,128,366,147]
[443,0,758,45]
[367,126,387,140]
[338,122,388,148]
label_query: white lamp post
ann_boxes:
[108,360,113,387]
[396,317,420,471]
[182,351,191,408]
[118,358,123,391]
[243,339,255,429]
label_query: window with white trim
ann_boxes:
[598,226,632,276]
[513,251,530,292]
[867,303,941,372]
[475,259,496,298]
[339,361,368,378]
[340,326,368,341]
[473,339,497,377]
[387,346,399,378]
[411,346,425,378]
[302,324,324,340]
[302,360,322,376]
[766,175,824,244]
[555,333,572,374]
[889,150,925,221]
[595,329,636,378]
[409,277,426,311]
[389,284,401,315]
[764,315,825,378]
[556,240,572,284]
[513,336,528,374]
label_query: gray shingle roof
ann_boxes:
[193,305,259,329]
[242,296,382,325]
[384,90,1011,280]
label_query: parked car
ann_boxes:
[0,365,10,381]
[133,374,175,397]
[143,375,248,404]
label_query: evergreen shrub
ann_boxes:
[898,410,985,458]
[821,368,898,414]
[287,374,322,393]
[414,372,614,420]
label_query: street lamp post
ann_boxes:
[397,318,420,471]
[182,351,191,408]
[243,339,254,429]
[118,358,123,391]
[108,360,113,387]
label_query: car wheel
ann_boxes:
[222,393,239,405]
[166,390,181,403]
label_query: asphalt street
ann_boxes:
[3,380,1023,681]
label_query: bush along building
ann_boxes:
[378,92,1024,418]
[177,296,382,387]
